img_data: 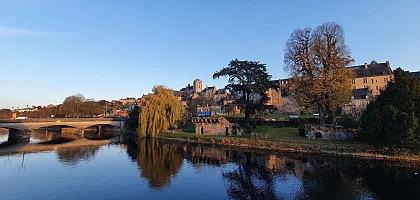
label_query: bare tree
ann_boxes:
[284,22,354,124]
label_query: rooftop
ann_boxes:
[348,61,393,78]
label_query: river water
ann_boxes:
[0,133,419,200]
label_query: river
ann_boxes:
[0,131,419,200]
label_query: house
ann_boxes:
[348,61,393,96]
[342,88,374,114]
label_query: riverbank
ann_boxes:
[158,131,420,164]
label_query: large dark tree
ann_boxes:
[284,22,354,124]
[213,59,278,128]
[360,68,420,153]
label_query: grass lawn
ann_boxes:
[251,124,302,142]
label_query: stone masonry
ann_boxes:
[191,117,242,136]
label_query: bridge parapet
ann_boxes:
[0,118,126,131]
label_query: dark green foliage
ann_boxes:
[336,114,361,129]
[126,106,139,131]
[360,68,420,153]
[213,59,279,128]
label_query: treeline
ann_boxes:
[0,93,125,119]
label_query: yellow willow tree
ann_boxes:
[138,86,184,137]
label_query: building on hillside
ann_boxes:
[202,86,217,97]
[120,97,141,106]
[214,89,228,102]
[279,78,291,96]
[348,61,393,96]
[197,105,223,116]
[193,79,202,93]
[341,88,374,114]
[265,79,284,107]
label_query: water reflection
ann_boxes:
[136,138,183,189]
[126,138,419,200]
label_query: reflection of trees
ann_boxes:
[127,139,419,199]
[137,138,183,189]
[56,146,99,166]
[223,153,277,200]
[361,166,420,200]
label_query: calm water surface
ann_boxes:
[1,134,419,200]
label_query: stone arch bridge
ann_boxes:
[0,118,126,133]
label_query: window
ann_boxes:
[372,79,374,83]
[352,79,356,84]
[384,78,388,83]
[353,86,356,89]
[376,86,379,90]
[363,78,368,83]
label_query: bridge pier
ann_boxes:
[98,125,102,136]
[80,129,85,138]
[8,129,31,143]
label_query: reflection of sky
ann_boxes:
[274,173,303,200]
[0,133,8,143]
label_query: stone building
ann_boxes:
[341,88,374,114]
[349,60,393,96]
[191,117,242,136]
[306,124,353,140]
[193,79,202,94]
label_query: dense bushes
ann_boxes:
[360,69,420,153]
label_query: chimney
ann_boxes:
[364,63,368,69]
[386,61,391,69]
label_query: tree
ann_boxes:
[213,59,278,128]
[80,100,102,117]
[0,109,12,119]
[284,22,354,124]
[138,86,184,137]
[126,106,139,131]
[136,138,183,189]
[360,68,420,153]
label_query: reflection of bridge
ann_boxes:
[0,118,126,142]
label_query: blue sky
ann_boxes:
[1,0,419,109]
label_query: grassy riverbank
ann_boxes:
[160,123,420,163]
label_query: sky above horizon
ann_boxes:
[1,0,419,109]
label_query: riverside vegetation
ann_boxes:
[156,121,420,163]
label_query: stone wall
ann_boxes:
[191,117,242,136]
[306,124,353,140]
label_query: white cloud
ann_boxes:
[0,25,50,36]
